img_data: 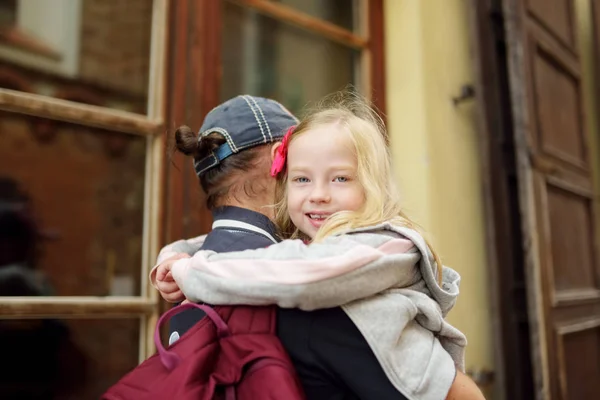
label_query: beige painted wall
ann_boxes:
[384,0,495,393]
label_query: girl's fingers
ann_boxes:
[155,279,179,294]
[156,253,190,281]
[162,290,185,303]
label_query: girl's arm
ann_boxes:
[167,235,422,310]
[149,235,206,289]
[446,371,486,400]
[173,235,414,284]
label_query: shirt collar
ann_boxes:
[211,206,279,240]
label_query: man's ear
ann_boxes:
[270,142,282,162]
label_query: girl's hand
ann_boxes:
[155,253,190,303]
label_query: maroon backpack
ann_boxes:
[102,303,305,400]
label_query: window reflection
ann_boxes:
[0,113,145,296]
[0,0,153,114]
[0,318,139,399]
[222,2,358,115]
[269,0,355,30]
[0,0,17,27]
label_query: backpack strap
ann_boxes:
[218,305,277,335]
[155,303,230,370]
[154,304,278,371]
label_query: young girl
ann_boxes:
[153,94,469,400]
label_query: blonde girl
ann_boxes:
[154,93,483,400]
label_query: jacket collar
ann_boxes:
[211,206,279,242]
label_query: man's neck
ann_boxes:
[225,197,274,220]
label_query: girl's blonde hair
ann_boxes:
[274,91,443,281]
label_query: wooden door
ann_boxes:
[503,0,600,398]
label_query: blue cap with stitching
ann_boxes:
[194,95,298,176]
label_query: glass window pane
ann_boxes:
[0,113,145,296]
[268,0,355,31]
[0,318,139,399]
[0,0,153,114]
[222,2,358,115]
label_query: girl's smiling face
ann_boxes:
[285,123,365,239]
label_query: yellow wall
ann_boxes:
[384,0,494,392]
[576,0,599,183]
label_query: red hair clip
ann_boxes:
[270,126,295,177]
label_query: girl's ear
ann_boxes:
[270,142,282,162]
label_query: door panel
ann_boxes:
[503,0,600,398]
[556,320,600,399]
[532,50,585,166]
[526,0,576,50]
[527,21,588,171]
[546,183,597,294]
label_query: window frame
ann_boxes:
[0,0,387,364]
[0,0,168,361]
[163,0,387,266]
[223,0,386,114]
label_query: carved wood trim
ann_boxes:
[524,0,577,55]
[556,317,600,335]
[552,289,600,306]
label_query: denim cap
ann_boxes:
[194,95,299,176]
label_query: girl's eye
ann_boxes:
[334,176,349,183]
[293,177,310,183]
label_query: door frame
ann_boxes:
[468,0,534,399]
[472,0,600,399]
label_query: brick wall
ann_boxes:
[79,0,153,97]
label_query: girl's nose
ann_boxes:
[309,184,331,204]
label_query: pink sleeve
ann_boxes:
[149,235,207,288]
[171,237,414,285]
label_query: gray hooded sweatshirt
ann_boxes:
[151,223,467,400]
